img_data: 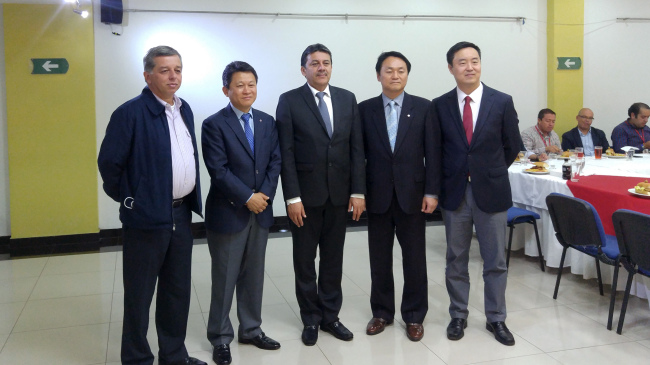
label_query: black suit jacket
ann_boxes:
[201,104,281,233]
[276,83,365,207]
[359,93,438,215]
[561,126,610,151]
[431,84,521,213]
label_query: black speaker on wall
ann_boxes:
[101,0,123,24]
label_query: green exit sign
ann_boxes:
[31,58,69,74]
[557,57,582,70]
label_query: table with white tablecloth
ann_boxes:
[508,154,650,302]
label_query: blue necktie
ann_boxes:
[242,113,254,154]
[316,92,333,138]
[387,100,398,152]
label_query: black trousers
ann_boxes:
[367,194,428,324]
[291,199,347,326]
[121,203,193,365]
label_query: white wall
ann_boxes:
[584,0,650,139]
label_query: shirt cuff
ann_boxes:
[425,194,438,200]
[286,197,301,206]
[246,193,253,203]
[350,194,365,199]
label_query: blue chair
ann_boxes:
[608,209,650,334]
[545,193,620,299]
[506,207,545,271]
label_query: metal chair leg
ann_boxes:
[554,247,568,299]
[531,220,544,272]
[617,271,635,335]
[595,257,604,296]
[607,258,621,330]
[506,224,514,268]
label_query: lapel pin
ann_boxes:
[407,114,411,117]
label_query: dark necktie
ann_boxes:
[242,113,254,154]
[316,91,333,138]
[463,96,473,145]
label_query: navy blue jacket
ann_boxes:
[201,104,281,234]
[98,87,202,229]
[561,126,610,151]
[430,84,521,213]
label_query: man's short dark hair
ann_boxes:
[143,45,182,73]
[301,43,332,67]
[375,51,411,74]
[537,108,556,120]
[222,61,258,89]
[446,41,481,66]
[628,102,650,117]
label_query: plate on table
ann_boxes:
[557,156,570,160]
[525,170,550,175]
[628,188,650,198]
[606,155,627,159]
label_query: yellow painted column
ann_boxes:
[547,0,584,137]
[4,4,97,238]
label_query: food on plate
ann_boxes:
[605,148,625,157]
[561,150,571,157]
[634,180,650,195]
[525,164,548,173]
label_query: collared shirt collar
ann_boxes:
[382,91,405,108]
[456,82,483,106]
[579,127,592,136]
[307,83,331,98]
[152,92,182,111]
[230,103,254,121]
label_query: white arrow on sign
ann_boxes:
[564,59,576,68]
[42,60,59,72]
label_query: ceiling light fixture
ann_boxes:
[67,0,89,19]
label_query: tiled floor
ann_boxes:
[0,225,649,364]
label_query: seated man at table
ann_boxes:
[611,102,650,153]
[521,108,562,155]
[561,108,610,156]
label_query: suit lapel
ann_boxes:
[445,89,468,147]
[393,92,413,154]
[473,85,494,146]
[300,83,330,137]
[224,104,254,159]
[252,108,265,162]
[370,95,392,153]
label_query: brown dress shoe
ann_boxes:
[366,317,393,335]
[406,323,424,341]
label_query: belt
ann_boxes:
[172,198,183,208]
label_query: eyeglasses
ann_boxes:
[578,115,595,120]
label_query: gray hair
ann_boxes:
[143,45,182,73]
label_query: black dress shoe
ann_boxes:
[239,331,281,350]
[321,321,353,341]
[213,344,232,365]
[447,318,467,340]
[486,321,515,346]
[302,325,318,346]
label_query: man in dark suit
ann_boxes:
[358,51,438,341]
[561,108,610,155]
[202,61,282,365]
[98,46,206,365]
[276,43,366,346]
[430,41,522,346]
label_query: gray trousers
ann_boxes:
[442,184,508,323]
[206,213,269,346]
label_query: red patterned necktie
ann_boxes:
[463,95,473,145]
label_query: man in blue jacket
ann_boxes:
[98,46,205,365]
[561,108,610,155]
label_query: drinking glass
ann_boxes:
[594,146,602,159]
[519,151,528,171]
[575,147,584,158]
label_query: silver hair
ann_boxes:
[143,45,182,73]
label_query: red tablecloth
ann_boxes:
[567,175,650,235]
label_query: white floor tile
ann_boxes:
[0,277,37,304]
[468,353,562,365]
[41,252,117,276]
[0,302,24,336]
[0,323,109,365]
[507,305,628,352]
[30,270,115,300]
[0,257,47,281]
[13,294,111,332]
[548,341,650,364]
